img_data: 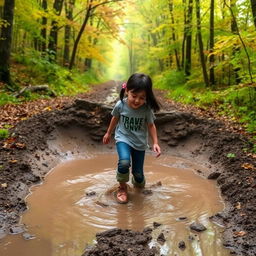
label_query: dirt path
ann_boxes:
[0,81,256,255]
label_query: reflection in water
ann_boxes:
[0,154,230,256]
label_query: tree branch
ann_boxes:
[91,0,123,10]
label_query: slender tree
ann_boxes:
[209,0,215,86]
[169,0,181,70]
[184,0,193,76]
[41,0,48,54]
[0,0,15,86]
[69,0,123,70]
[224,0,253,83]
[230,0,241,84]
[250,0,256,29]
[181,0,187,68]
[195,0,209,86]
[63,0,75,66]
[48,0,64,60]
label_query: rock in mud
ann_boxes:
[189,222,207,232]
[153,222,162,228]
[86,191,96,197]
[207,171,221,180]
[178,240,186,250]
[157,232,166,244]
[82,228,156,256]
[9,225,26,234]
[177,216,187,221]
[23,232,36,240]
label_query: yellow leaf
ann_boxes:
[9,160,18,163]
[241,163,255,170]
[43,106,52,111]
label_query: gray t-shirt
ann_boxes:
[111,99,155,151]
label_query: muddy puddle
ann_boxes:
[0,153,230,256]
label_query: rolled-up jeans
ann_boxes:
[116,142,145,187]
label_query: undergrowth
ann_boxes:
[155,70,256,140]
[0,50,101,106]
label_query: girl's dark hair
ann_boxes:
[120,73,161,112]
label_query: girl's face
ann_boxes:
[126,89,146,109]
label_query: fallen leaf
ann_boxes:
[241,163,255,170]
[9,159,18,163]
[15,143,26,149]
[233,231,247,237]
[2,137,17,148]
[43,106,52,111]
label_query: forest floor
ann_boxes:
[0,81,256,256]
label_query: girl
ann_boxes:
[103,73,161,204]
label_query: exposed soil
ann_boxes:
[0,81,256,255]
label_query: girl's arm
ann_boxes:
[103,116,119,144]
[148,123,161,157]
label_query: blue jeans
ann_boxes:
[116,142,145,187]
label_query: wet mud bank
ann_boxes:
[0,98,255,256]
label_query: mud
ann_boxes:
[0,81,255,256]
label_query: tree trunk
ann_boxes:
[230,0,241,84]
[224,0,254,83]
[69,2,92,70]
[63,0,75,67]
[41,0,48,54]
[0,0,15,86]
[250,0,256,29]
[48,0,64,61]
[169,0,181,70]
[184,0,193,77]
[181,0,187,68]
[195,0,209,86]
[209,0,215,86]
[69,0,123,70]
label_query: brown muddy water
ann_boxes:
[0,153,230,256]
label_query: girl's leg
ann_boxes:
[116,142,131,183]
[116,142,131,203]
[131,148,145,188]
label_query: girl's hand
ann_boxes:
[103,133,111,144]
[153,143,161,158]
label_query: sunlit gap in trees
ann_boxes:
[106,18,132,81]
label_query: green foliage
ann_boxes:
[156,71,256,135]
[0,91,19,105]
[12,50,95,97]
[227,153,236,158]
[0,129,9,140]
[154,70,186,89]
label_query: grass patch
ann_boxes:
[1,50,101,105]
[0,129,9,140]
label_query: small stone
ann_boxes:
[178,240,186,250]
[23,232,36,240]
[190,222,207,232]
[208,172,221,180]
[177,216,187,221]
[86,191,96,197]
[188,235,195,241]
[153,222,162,228]
[10,225,25,234]
[157,233,166,244]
